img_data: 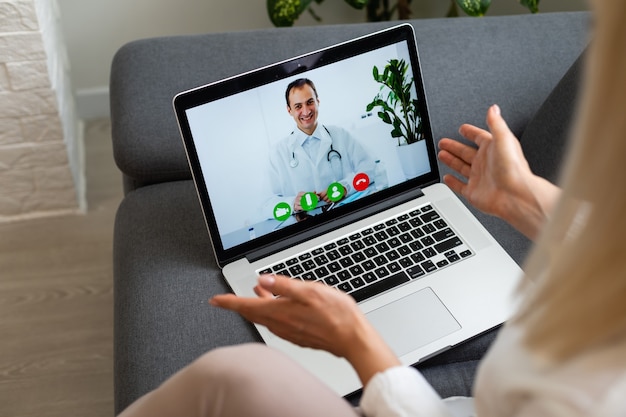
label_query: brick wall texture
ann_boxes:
[0,0,81,221]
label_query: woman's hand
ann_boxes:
[210,275,400,385]
[438,104,560,240]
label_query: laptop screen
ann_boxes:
[174,24,439,264]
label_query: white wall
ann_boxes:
[56,0,589,119]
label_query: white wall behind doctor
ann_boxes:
[56,0,588,119]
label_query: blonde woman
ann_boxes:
[119,0,626,415]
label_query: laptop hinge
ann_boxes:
[246,187,425,263]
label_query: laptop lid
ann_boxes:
[173,24,439,267]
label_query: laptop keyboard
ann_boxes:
[257,204,473,303]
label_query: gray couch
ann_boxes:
[110,11,589,414]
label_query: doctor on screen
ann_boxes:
[264,78,375,219]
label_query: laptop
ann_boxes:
[173,24,522,397]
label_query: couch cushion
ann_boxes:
[519,50,586,183]
[113,181,260,410]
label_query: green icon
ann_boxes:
[300,192,318,211]
[327,182,345,202]
[273,202,292,221]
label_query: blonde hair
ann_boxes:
[513,0,626,361]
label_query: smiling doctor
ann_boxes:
[264,78,375,216]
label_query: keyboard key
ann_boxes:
[324,242,337,250]
[363,272,378,283]
[373,255,388,266]
[362,260,376,271]
[337,270,351,281]
[338,245,353,256]
[398,245,412,256]
[399,257,413,268]
[433,228,455,242]
[350,271,410,303]
[421,260,437,273]
[399,233,413,244]
[315,266,330,278]
[350,277,366,289]
[363,236,377,246]
[409,241,423,252]
[388,237,402,248]
[411,252,425,263]
[349,265,364,276]
[328,262,341,273]
[364,247,377,258]
[327,250,341,260]
[289,264,304,275]
[436,259,449,268]
[352,251,366,263]
[337,282,353,293]
[350,240,365,251]
[374,267,390,279]
[375,242,390,253]
[434,237,463,253]
[407,265,425,279]
[386,250,400,261]
[312,247,324,256]
[398,221,411,232]
[387,226,400,236]
[460,250,473,258]
[387,261,401,273]
[324,275,339,286]
[339,257,354,268]
[420,210,440,223]
[422,223,436,234]
[374,231,388,241]
[302,260,316,270]
[433,219,447,229]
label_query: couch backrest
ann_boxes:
[110,12,590,194]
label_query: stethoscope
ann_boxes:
[289,126,342,168]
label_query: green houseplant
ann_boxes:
[267,0,540,27]
[366,58,423,146]
[366,58,430,179]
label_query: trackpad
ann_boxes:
[366,287,461,357]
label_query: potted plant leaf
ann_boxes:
[266,0,541,27]
[366,58,429,179]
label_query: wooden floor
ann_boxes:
[0,119,120,417]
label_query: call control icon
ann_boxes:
[327,182,345,202]
[273,202,292,221]
[353,173,370,192]
[300,192,319,211]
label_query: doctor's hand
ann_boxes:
[293,191,307,211]
[438,104,560,240]
[209,275,400,386]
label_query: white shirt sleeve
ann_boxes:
[359,366,459,417]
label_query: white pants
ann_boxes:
[118,343,361,417]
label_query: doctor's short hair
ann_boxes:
[285,78,319,108]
